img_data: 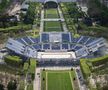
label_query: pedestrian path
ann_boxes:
[58,6,68,32]
[34,68,41,90]
[75,66,88,90]
[42,18,64,21]
[40,9,44,33]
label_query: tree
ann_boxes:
[102,85,108,90]
[7,80,17,90]
[0,83,4,90]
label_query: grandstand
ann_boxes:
[6,32,106,61]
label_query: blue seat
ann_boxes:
[17,38,27,45]
[43,44,50,49]
[32,44,41,50]
[85,38,96,45]
[62,44,68,49]
[30,37,40,43]
[71,37,81,43]
[78,36,90,44]
[62,33,70,42]
[22,37,32,44]
[74,45,82,51]
[41,33,49,42]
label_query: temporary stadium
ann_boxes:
[6,32,106,60]
[5,0,107,66]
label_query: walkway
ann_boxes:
[58,6,68,32]
[75,66,88,90]
[34,68,41,90]
[40,6,69,33]
[40,9,44,33]
[42,18,64,22]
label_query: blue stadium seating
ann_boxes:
[17,38,27,45]
[78,36,90,44]
[43,44,50,49]
[62,44,69,49]
[32,44,42,50]
[85,38,96,45]
[41,33,49,42]
[6,32,106,59]
[30,37,40,43]
[22,37,33,44]
[74,45,82,51]
[62,33,70,42]
[71,37,81,43]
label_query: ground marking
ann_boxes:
[46,72,48,90]
[69,72,74,90]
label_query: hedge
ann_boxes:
[0,24,32,33]
[0,0,12,13]
[29,59,36,74]
[23,62,29,74]
[90,55,108,66]
[28,59,36,80]
[4,55,22,67]
[80,54,108,79]
[80,59,91,79]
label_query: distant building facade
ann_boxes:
[27,0,76,3]
[100,0,108,7]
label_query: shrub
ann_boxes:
[4,55,22,67]
[0,24,32,33]
[80,59,91,79]
[0,83,4,90]
[7,80,17,90]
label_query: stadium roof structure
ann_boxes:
[6,32,106,60]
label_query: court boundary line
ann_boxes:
[69,72,74,90]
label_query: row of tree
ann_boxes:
[87,0,108,26]
[23,2,39,24]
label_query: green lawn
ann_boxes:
[44,21,62,32]
[41,71,75,90]
[45,9,59,18]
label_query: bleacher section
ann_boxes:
[74,45,82,51]
[6,32,106,59]
[62,33,70,42]
[41,33,49,42]
[30,37,40,43]
[6,38,37,58]
[71,37,81,43]
[62,44,69,49]
[43,44,50,50]
[32,44,42,50]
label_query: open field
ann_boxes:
[41,70,78,90]
[44,21,62,32]
[45,9,59,18]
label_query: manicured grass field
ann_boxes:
[45,9,59,18]
[44,21,62,32]
[41,70,76,90]
[48,72,73,90]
